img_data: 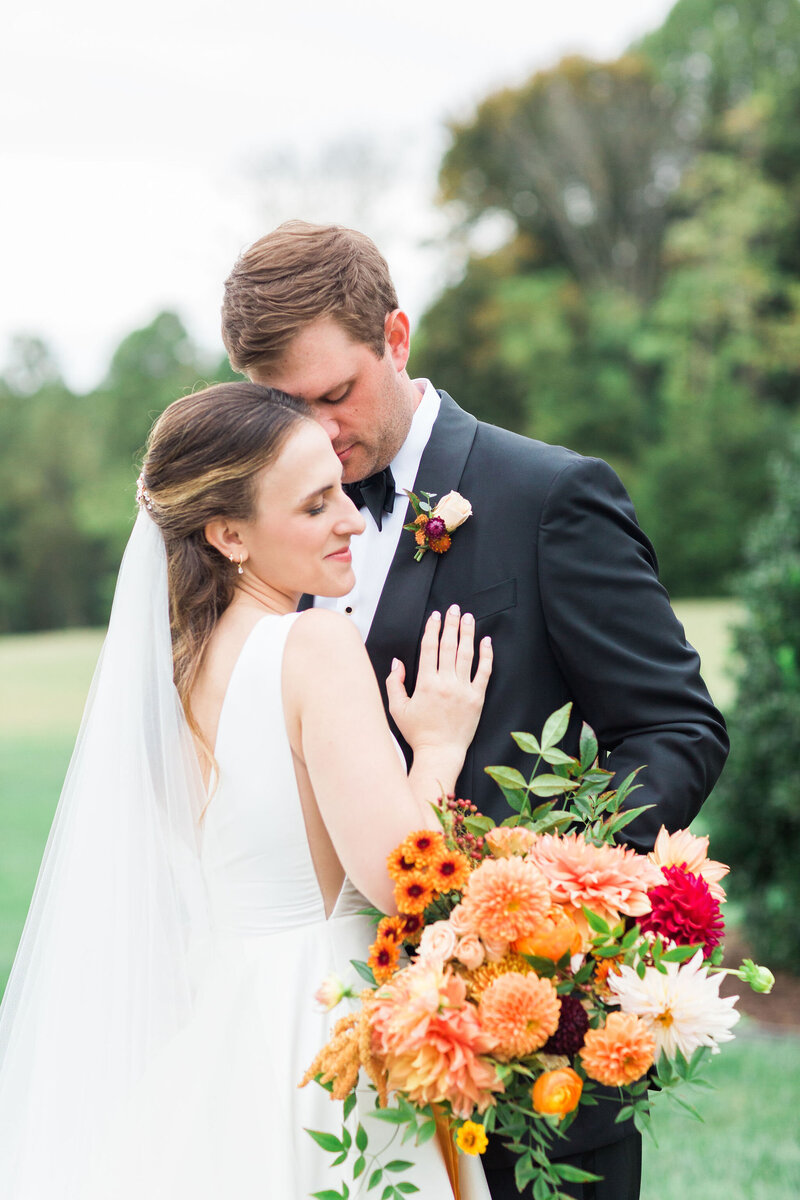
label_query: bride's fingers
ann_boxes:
[455,613,475,682]
[385,657,408,719]
[438,604,460,675]
[417,611,441,680]
[472,635,493,696]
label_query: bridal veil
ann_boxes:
[0,510,210,1198]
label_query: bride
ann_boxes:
[0,382,493,1199]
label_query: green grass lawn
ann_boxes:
[641,1028,800,1198]
[4,607,798,1198]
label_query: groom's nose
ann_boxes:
[310,407,340,441]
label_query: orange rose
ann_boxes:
[513,907,582,961]
[531,1067,583,1118]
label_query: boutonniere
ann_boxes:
[403,489,473,562]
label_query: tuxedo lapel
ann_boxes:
[365,392,478,719]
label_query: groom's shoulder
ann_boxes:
[438,391,619,503]
[470,415,596,498]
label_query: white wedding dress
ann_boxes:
[79,613,491,1200]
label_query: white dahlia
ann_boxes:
[606,950,740,1060]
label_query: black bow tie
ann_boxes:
[343,465,396,530]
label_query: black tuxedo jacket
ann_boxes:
[303,391,729,1164]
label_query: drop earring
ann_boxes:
[238,555,244,575]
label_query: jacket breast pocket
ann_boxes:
[464,578,517,622]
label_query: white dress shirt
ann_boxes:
[313,380,441,640]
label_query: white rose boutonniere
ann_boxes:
[403,489,473,561]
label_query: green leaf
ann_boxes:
[511,731,542,755]
[521,953,558,975]
[311,1191,345,1200]
[353,1155,366,1179]
[541,702,572,750]
[305,1129,344,1153]
[603,805,652,835]
[540,746,577,766]
[367,1167,383,1190]
[464,814,494,835]
[527,774,579,797]
[579,722,598,769]
[582,907,611,934]
[396,1185,421,1195]
[668,1094,705,1121]
[515,1153,539,1190]
[660,945,703,962]
[343,1092,357,1121]
[553,1163,603,1183]
[485,765,528,791]
[355,1124,368,1152]
[350,959,377,986]
[381,1186,394,1200]
[632,1108,651,1135]
[612,769,643,804]
[417,1119,437,1145]
[385,1160,414,1172]
[357,905,386,923]
[371,1107,409,1125]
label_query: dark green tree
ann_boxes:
[709,435,800,969]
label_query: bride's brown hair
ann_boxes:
[139,381,309,730]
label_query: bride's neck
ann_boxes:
[230,573,299,616]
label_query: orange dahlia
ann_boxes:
[387,846,424,881]
[579,1011,656,1087]
[462,856,550,943]
[368,934,402,984]
[479,971,561,1059]
[429,846,471,894]
[394,870,436,915]
[527,832,662,926]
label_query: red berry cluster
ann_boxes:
[438,794,488,865]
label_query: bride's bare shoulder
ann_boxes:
[285,608,366,665]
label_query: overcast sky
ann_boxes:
[2,0,675,389]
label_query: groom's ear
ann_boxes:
[384,309,411,372]
[204,518,244,562]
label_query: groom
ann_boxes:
[221,221,728,1200]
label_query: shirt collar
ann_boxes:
[390,379,440,493]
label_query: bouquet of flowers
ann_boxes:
[301,704,773,1199]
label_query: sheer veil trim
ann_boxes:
[0,510,211,1198]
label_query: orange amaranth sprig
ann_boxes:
[300,990,388,1107]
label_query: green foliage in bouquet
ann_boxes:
[303,705,772,1200]
[709,434,800,970]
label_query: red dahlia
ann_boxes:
[639,865,724,958]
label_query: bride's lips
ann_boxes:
[325,547,352,563]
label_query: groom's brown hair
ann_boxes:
[221,220,399,374]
